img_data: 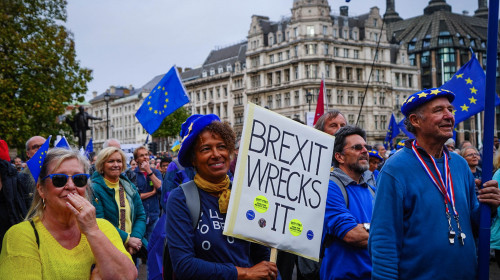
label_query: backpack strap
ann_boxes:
[180,180,200,229]
[29,220,40,249]
[330,173,349,208]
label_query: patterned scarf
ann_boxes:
[193,173,231,213]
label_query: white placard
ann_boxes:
[224,103,334,260]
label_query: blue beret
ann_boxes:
[401,88,455,117]
[178,114,220,167]
[368,150,383,161]
[180,114,202,138]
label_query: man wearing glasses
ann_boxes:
[18,135,47,207]
[320,125,375,280]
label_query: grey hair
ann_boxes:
[314,110,345,132]
[103,138,121,149]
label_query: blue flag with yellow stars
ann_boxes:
[398,119,415,139]
[383,113,400,149]
[55,136,71,150]
[27,135,52,184]
[85,138,93,158]
[441,54,500,125]
[135,66,190,135]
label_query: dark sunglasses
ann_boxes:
[42,173,90,188]
[346,144,372,151]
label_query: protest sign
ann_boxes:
[224,103,334,261]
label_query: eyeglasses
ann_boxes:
[30,144,42,151]
[465,153,480,158]
[42,173,90,188]
[345,144,372,151]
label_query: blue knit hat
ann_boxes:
[178,114,220,167]
[180,114,202,138]
[368,150,383,161]
[396,140,405,150]
[401,88,455,117]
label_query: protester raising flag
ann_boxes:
[135,66,190,135]
[441,51,500,125]
[27,135,51,184]
[313,79,325,125]
[383,114,400,149]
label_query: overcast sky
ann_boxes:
[66,0,472,100]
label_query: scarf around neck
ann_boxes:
[193,173,231,213]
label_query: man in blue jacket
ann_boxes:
[321,125,375,280]
[369,88,500,279]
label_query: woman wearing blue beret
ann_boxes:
[166,114,278,280]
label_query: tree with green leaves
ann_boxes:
[152,107,190,149]
[0,0,92,151]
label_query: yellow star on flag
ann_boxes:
[470,87,477,94]
[465,78,473,84]
[165,98,169,103]
[157,86,161,89]
[452,109,456,115]
[162,87,165,90]
[418,92,428,98]
[165,91,168,95]
[149,96,152,99]
[149,107,152,111]
[456,74,463,78]
[154,110,158,114]
[147,101,151,105]
[430,89,440,95]
[407,96,415,103]
[460,104,469,111]
[164,104,167,108]
[469,97,477,104]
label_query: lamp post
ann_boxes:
[104,92,110,139]
[306,91,312,111]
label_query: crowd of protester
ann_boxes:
[1,88,500,279]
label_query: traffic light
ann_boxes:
[148,142,158,155]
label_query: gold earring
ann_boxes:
[42,199,46,209]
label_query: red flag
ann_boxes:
[313,79,325,125]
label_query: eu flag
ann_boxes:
[441,54,500,125]
[135,66,190,135]
[27,135,51,184]
[85,138,93,158]
[55,136,71,150]
[383,114,400,149]
[398,119,415,139]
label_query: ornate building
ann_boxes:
[181,0,419,143]
[384,0,499,146]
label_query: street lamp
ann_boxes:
[306,91,312,111]
[104,92,110,139]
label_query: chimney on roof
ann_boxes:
[423,0,451,15]
[463,10,469,15]
[110,86,116,94]
[128,84,134,90]
[92,91,97,98]
[340,6,348,17]
[384,0,402,23]
[184,67,192,72]
[474,0,488,18]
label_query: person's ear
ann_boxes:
[409,113,421,129]
[334,152,345,165]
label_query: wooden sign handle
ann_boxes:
[270,247,278,263]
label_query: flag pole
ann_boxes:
[478,0,499,279]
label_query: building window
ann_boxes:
[218,66,223,74]
[326,89,332,104]
[346,67,353,81]
[251,75,260,88]
[306,64,318,78]
[325,64,331,78]
[379,92,386,105]
[358,115,365,129]
[226,64,232,72]
[336,66,342,80]
[409,53,416,66]
[216,88,220,98]
[343,30,348,39]
[354,49,359,59]
[353,31,358,40]
[348,114,355,124]
[333,29,337,38]
[294,27,298,37]
[357,91,364,105]
[344,49,349,58]
[294,45,299,57]
[276,71,281,85]
[285,92,291,106]
[267,95,273,109]
[374,115,378,129]
[334,47,339,57]
[294,66,299,79]
[408,74,413,88]
[323,44,329,55]
[278,52,283,61]
[356,68,362,81]
[373,92,377,105]
[395,73,400,86]
[276,94,282,108]
[307,25,315,36]
[251,56,259,67]
[381,115,387,130]
[347,91,354,105]
[202,70,207,77]
[267,73,273,86]
[284,69,290,82]
[323,25,327,35]
[210,68,215,76]
[337,90,344,104]
[286,50,290,59]
[294,91,299,105]
[196,92,200,101]
[269,54,275,64]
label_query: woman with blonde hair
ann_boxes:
[0,148,137,279]
[91,147,147,259]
